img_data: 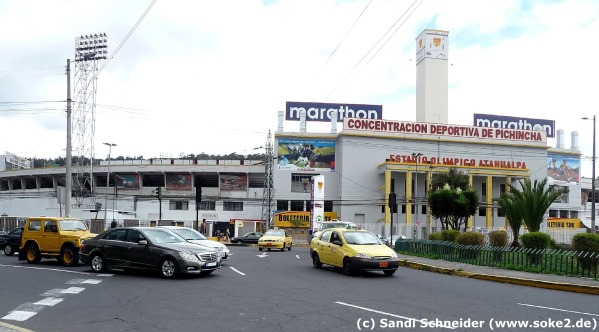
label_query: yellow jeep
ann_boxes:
[18,217,97,266]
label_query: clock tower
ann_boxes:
[416,29,449,124]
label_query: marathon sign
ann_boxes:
[473,114,555,138]
[286,101,383,122]
[344,118,547,143]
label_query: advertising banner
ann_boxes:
[311,175,325,233]
[165,174,192,190]
[286,101,382,122]
[547,153,580,185]
[274,211,337,228]
[474,113,555,138]
[219,174,248,191]
[116,174,140,189]
[277,138,336,171]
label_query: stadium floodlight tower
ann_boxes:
[72,33,108,208]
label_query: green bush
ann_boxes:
[521,232,551,249]
[455,232,484,260]
[521,232,551,265]
[441,229,461,242]
[488,230,507,247]
[571,233,599,271]
[428,232,443,241]
[455,232,484,246]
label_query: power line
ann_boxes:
[99,0,157,74]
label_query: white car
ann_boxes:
[158,226,230,262]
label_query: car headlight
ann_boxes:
[276,239,282,242]
[355,253,371,259]
[390,252,398,258]
[179,252,199,261]
[216,247,224,251]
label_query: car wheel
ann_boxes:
[25,244,41,264]
[343,258,354,276]
[384,270,396,276]
[288,243,292,251]
[258,247,263,251]
[312,253,322,269]
[61,247,79,267]
[267,248,271,251]
[160,257,179,279]
[281,243,285,252]
[90,254,107,273]
[3,244,14,256]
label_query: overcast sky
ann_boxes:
[1,0,598,176]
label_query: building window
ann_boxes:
[559,210,568,218]
[479,207,486,216]
[291,173,318,193]
[277,200,288,211]
[290,200,304,211]
[497,207,505,217]
[500,183,506,195]
[169,200,189,210]
[549,209,558,217]
[223,202,243,211]
[401,205,414,214]
[421,205,427,215]
[383,204,398,213]
[481,183,486,196]
[199,201,216,211]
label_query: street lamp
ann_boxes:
[583,116,596,233]
[412,152,423,239]
[103,142,117,226]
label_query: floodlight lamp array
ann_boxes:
[75,33,108,62]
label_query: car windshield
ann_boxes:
[342,231,382,245]
[143,228,186,244]
[59,219,88,231]
[264,230,284,236]
[170,228,207,240]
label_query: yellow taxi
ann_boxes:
[258,228,293,252]
[310,228,399,276]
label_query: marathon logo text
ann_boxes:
[286,101,382,122]
[473,113,555,138]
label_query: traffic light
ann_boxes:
[388,192,397,209]
[195,187,202,204]
[156,187,162,200]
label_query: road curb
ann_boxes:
[399,259,599,295]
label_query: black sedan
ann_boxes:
[80,227,221,278]
[0,227,23,256]
[230,231,263,244]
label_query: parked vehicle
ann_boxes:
[258,228,292,252]
[80,227,220,278]
[230,232,263,244]
[158,226,230,261]
[310,228,399,276]
[0,227,23,256]
[18,217,96,266]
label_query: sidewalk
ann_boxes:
[397,254,599,295]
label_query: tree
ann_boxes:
[498,178,568,233]
[427,168,479,231]
[495,193,524,247]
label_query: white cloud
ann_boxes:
[1,0,598,176]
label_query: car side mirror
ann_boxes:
[332,239,342,246]
[138,240,148,246]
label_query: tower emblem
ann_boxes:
[433,37,442,47]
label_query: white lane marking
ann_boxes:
[0,264,97,275]
[518,303,599,317]
[296,255,300,259]
[257,253,269,258]
[42,287,85,296]
[2,311,37,322]
[81,279,103,284]
[229,267,246,276]
[34,297,64,306]
[336,301,455,330]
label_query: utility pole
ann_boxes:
[65,59,72,217]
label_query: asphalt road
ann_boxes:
[0,247,597,332]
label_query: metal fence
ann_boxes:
[396,240,599,280]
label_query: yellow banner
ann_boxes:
[546,218,581,229]
[274,211,338,228]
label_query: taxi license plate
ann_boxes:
[379,261,389,268]
[266,243,272,246]
[206,262,217,267]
